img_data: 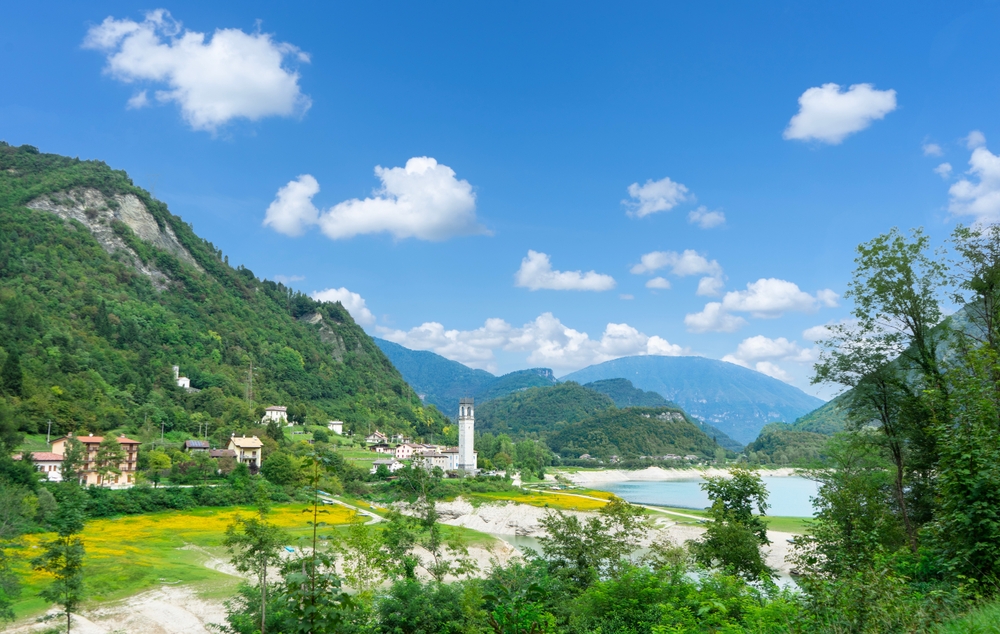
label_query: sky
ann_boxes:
[4,1,1000,399]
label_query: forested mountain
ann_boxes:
[374,337,556,415]
[562,356,825,444]
[549,407,719,460]
[476,382,614,436]
[0,142,447,444]
[743,422,830,466]
[584,378,742,451]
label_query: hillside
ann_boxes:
[0,142,447,443]
[374,337,556,415]
[791,395,848,435]
[475,382,614,436]
[548,407,719,460]
[562,356,825,444]
[584,378,743,451]
[744,422,830,466]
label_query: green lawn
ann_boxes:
[644,505,812,534]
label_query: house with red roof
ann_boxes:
[50,433,141,487]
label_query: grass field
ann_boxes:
[465,489,609,512]
[643,505,811,534]
[11,503,357,619]
[936,599,1000,633]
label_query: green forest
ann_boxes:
[0,142,448,446]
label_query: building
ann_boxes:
[183,440,210,453]
[370,458,405,475]
[394,443,420,460]
[13,452,63,482]
[209,449,237,459]
[50,434,140,487]
[371,443,393,454]
[414,452,450,471]
[262,406,288,424]
[327,421,344,435]
[365,430,388,445]
[457,397,477,473]
[227,435,264,469]
[173,365,191,389]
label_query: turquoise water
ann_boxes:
[592,475,819,517]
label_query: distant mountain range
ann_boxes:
[373,338,556,416]
[562,356,825,444]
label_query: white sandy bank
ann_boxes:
[564,466,800,485]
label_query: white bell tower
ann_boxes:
[457,397,476,473]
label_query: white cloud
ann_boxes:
[803,324,833,341]
[696,276,725,297]
[380,312,685,373]
[646,277,671,290]
[630,250,722,277]
[934,163,953,179]
[922,142,943,157]
[126,90,149,109]
[949,135,1000,224]
[783,83,897,144]
[721,335,818,384]
[312,287,376,326]
[688,206,726,229]
[263,158,487,241]
[273,274,305,284]
[263,174,320,236]
[623,176,691,218]
[515,251,616,291]
[722,278,838,318]
[684,302,748,333]
[83,9,311,131]
[620,294,634,300]
[377,318,512,371]
[966,130,986,149]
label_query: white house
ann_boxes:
[227,435,264,468]
[365,430,388,445]
[14,452,63,482]
[370,458,405,475]
[394,443,420,460]
[327,421,344,435]
[414,452,450,471]
[173,365,191,389]
[263,406,288,424]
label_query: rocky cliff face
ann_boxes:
[27,187,203,289]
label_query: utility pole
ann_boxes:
[46,420,53,444]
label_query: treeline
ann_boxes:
[0,142,448,446]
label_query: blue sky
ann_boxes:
[4,1,1000,398]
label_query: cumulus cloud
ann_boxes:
[515,251,616,291]
[948,134,1000,224]
[935,163,953,179]
[623,176,691,218]
[922,142,943,157]
[311,287,376,326]
[83,9,311,131]
[783,83,897,144]
[273,274,305,284]
[721,335,818,384]
[646,277,671,290]
[263,158,487,241]
[688,206,726,229]
[684,303,748,333]
[697,276,725,297]
[379,313,685,373]
[966,130,986,149]
[630,250,722,277]
[803,324,833,341]
[722,278,838,318]
[686,279,838,333]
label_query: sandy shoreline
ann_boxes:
[562,466,801,485]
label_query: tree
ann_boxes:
[94,436,125,486]
[0,350,22,398]
[60,437,87,486]
[224,498,288,634]
[32,487,86,633]
[260,452,300,486]
[691,467,774,583]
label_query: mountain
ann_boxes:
[562,356,826,444]
[0,142,446,442]
[583,378,743,451]
[791,394,848,435]
[744,423,830,466]
[476,382,614,436]
[549,407,720,460]
[373,337,556,416]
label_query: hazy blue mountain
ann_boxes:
[562,356,825,444]
[373,339,556,416]
[583,378,743,451]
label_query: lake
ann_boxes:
[591,475,820,517]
